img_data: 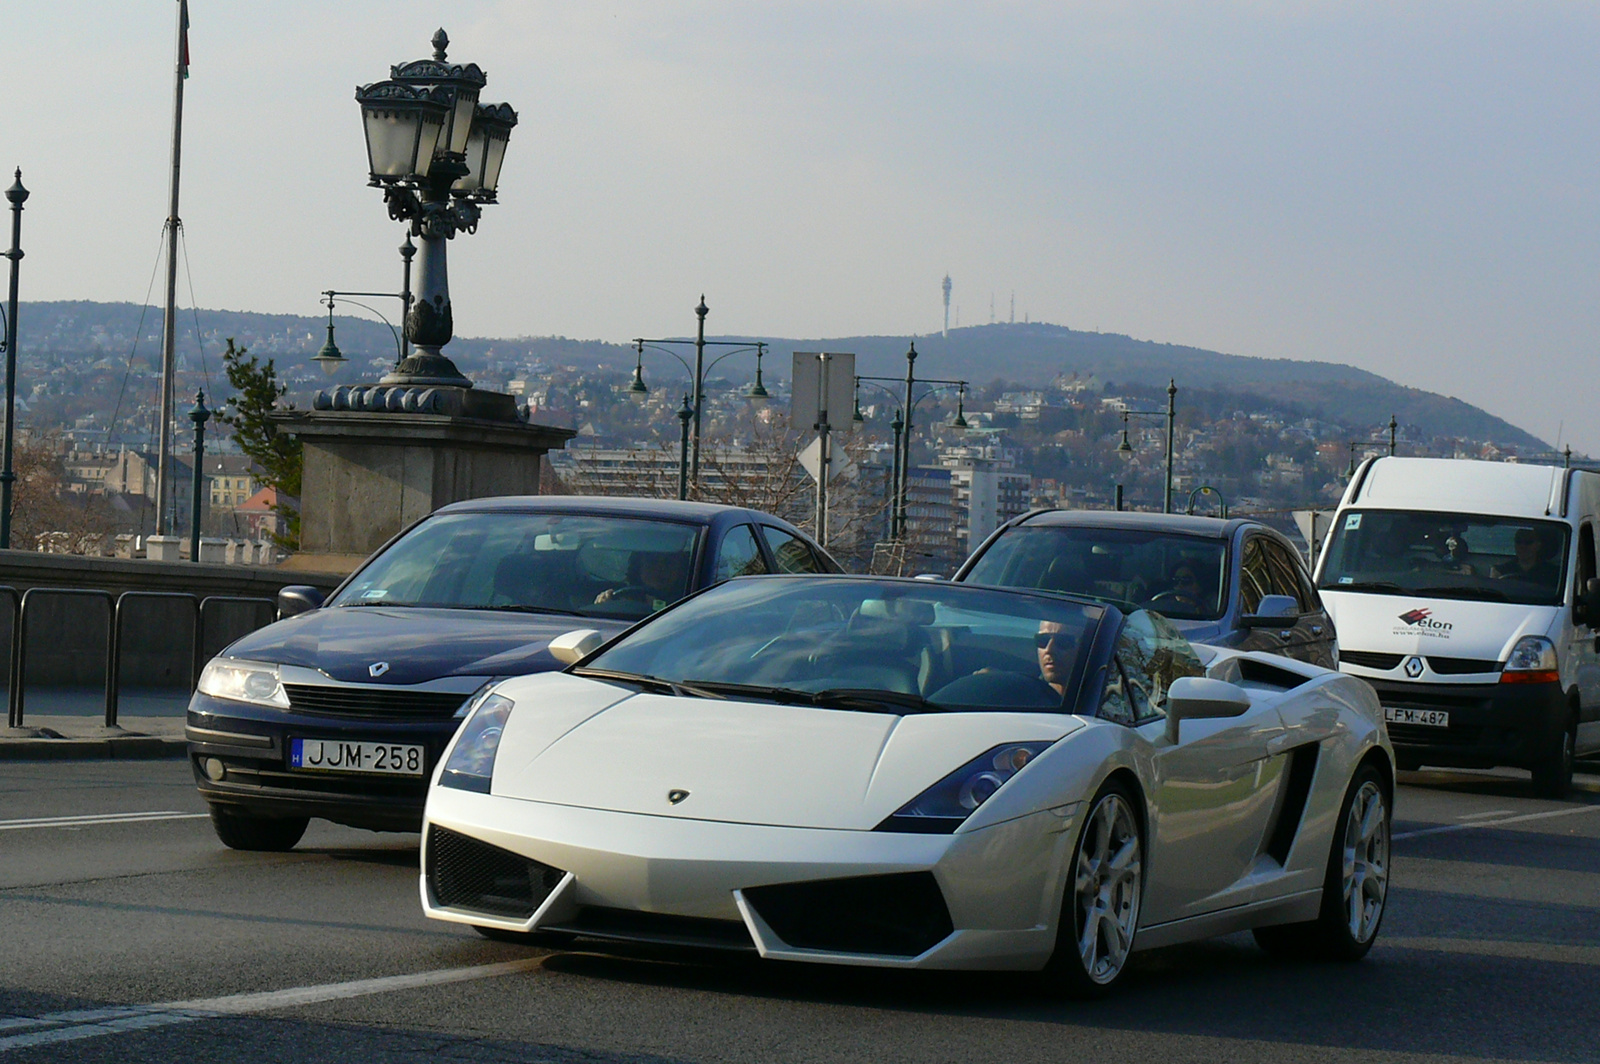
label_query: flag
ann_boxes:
[178,0,190,79]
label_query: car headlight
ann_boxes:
[874,741,1055,834]
[439,694,514,794]
[196,658,290,709]
[1501,635,1559,684]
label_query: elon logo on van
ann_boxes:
[1398,608,1453,630]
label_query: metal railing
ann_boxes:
[3,584,277,729]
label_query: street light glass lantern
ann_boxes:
[455,103,517,196]
[390,32,486,159]
[313,296,347,376]
[356,82,448,182]
[626,364,649,403]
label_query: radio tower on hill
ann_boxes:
[941,274,952,337]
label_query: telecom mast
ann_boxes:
[941,275,952,337]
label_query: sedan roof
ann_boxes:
[1014,509,1249,540]
[434,495,770,524]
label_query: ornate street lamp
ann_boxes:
[355,29,517,388]
[313,293,347,376]
[188,390,211,563]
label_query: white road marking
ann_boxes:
[0,959,543,1052]
[1394,803,1600,840]
[1456,809,1514,820]
[0,812,208,832]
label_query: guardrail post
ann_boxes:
[107,591,199,729]
[1,586,19,728]
[9,588,113,730]
[196,596,278,686]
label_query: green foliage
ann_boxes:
[216,338,302,549]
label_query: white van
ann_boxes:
[1315,456,1600,797]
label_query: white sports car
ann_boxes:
[420,576,1393,993]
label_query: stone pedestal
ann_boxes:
[272,384,575,559]
[145,536,182,563]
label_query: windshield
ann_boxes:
[962,525,1229,621]
[1318,510,1569,607]
[580,577,1106,713]
[330,511,702,622]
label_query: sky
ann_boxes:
[3,2,1599,449]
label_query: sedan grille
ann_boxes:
[426,826,565,919]
[743,872,953,957]
[284,684,469,720]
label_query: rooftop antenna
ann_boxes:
[941,275,952,338]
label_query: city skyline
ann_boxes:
[3,3,1598,451]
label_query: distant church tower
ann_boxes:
[941,275,952,338]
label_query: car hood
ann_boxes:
[222,607,631,686]
[1320,589,1557,663]
[486,673,1080,830]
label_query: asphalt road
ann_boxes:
[1,760,1596,1063]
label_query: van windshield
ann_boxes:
[1318,510,1569,607]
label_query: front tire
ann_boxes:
[209,806,309,852]
[1045,780,1143,996]
[1254,763,1390,961]
[1530,722,1575,800]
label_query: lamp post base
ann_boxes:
[379,346,473,388]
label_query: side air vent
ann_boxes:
[1265,744,1320,865]
[426,825,564,919]
[743,872,953,957]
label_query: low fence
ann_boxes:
[0,551,347,730]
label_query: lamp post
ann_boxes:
[1389,414,1398,457]
[1565,444,1573,470]
[187,390,210,562]
[355,29,516,388]
[1112,381,1177,513]
[0,169,25,550]
[1186,484,1227,518]
[857,348,967,539]
[676,395,693,501]
[630,300,767,496]
[1346,441,1359,479]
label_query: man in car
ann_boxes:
[594,550,693,613]
[1037,620,1076,697]
[1491,528,1560,586]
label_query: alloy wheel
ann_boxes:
[1341,780,1389,944]
[1074,792,1142,984]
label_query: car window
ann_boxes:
[762,526,826,574]
[1261,539,1309,613]
[1578,524,1595,597]
[1115,610,1206,723]
[715,525,770,582]
[1098,660,1135,726]
[1239,537,1271,615]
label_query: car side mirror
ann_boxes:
[548,628,605,666]
[277,585,325,619]
[1239,594,1299,628]
[1165,676,1252,743]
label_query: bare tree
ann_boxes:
[10,436,118,554]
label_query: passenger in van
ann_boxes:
[1491,528,1560,585]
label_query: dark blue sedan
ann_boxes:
[187,497,839,850]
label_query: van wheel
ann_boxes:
[209,806,308,851]
[1530,723,1575,800]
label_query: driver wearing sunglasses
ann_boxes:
[1036,621,1076,697]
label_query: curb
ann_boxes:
[0,737,187,761]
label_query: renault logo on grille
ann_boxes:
[667,789,690,805]
[1404,656,1424,679]
[369,661,391,678]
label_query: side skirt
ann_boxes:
[1131,889,1322,952]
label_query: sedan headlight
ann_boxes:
[1501,635,1559,684]
[439,694,514,794]
[196,658,290,709]
[875,741,1055,834]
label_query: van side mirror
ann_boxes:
[1165,676,1252,744]
[549,628,605,666]
[1239,594,1299,628]
[277,585,325,619]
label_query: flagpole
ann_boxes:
[154,0,187,537]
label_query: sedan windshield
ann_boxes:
[1318,510,1569,607]
[580,577,1105,713]
[962,525,1228,621]
[330,512,702,622]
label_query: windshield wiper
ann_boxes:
[810,688,944,714]
[1411,585,1509,602]
[335,600,415,608]
[455,604,577,616]
[1321,580,1404,594]
[571,668,681,696]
